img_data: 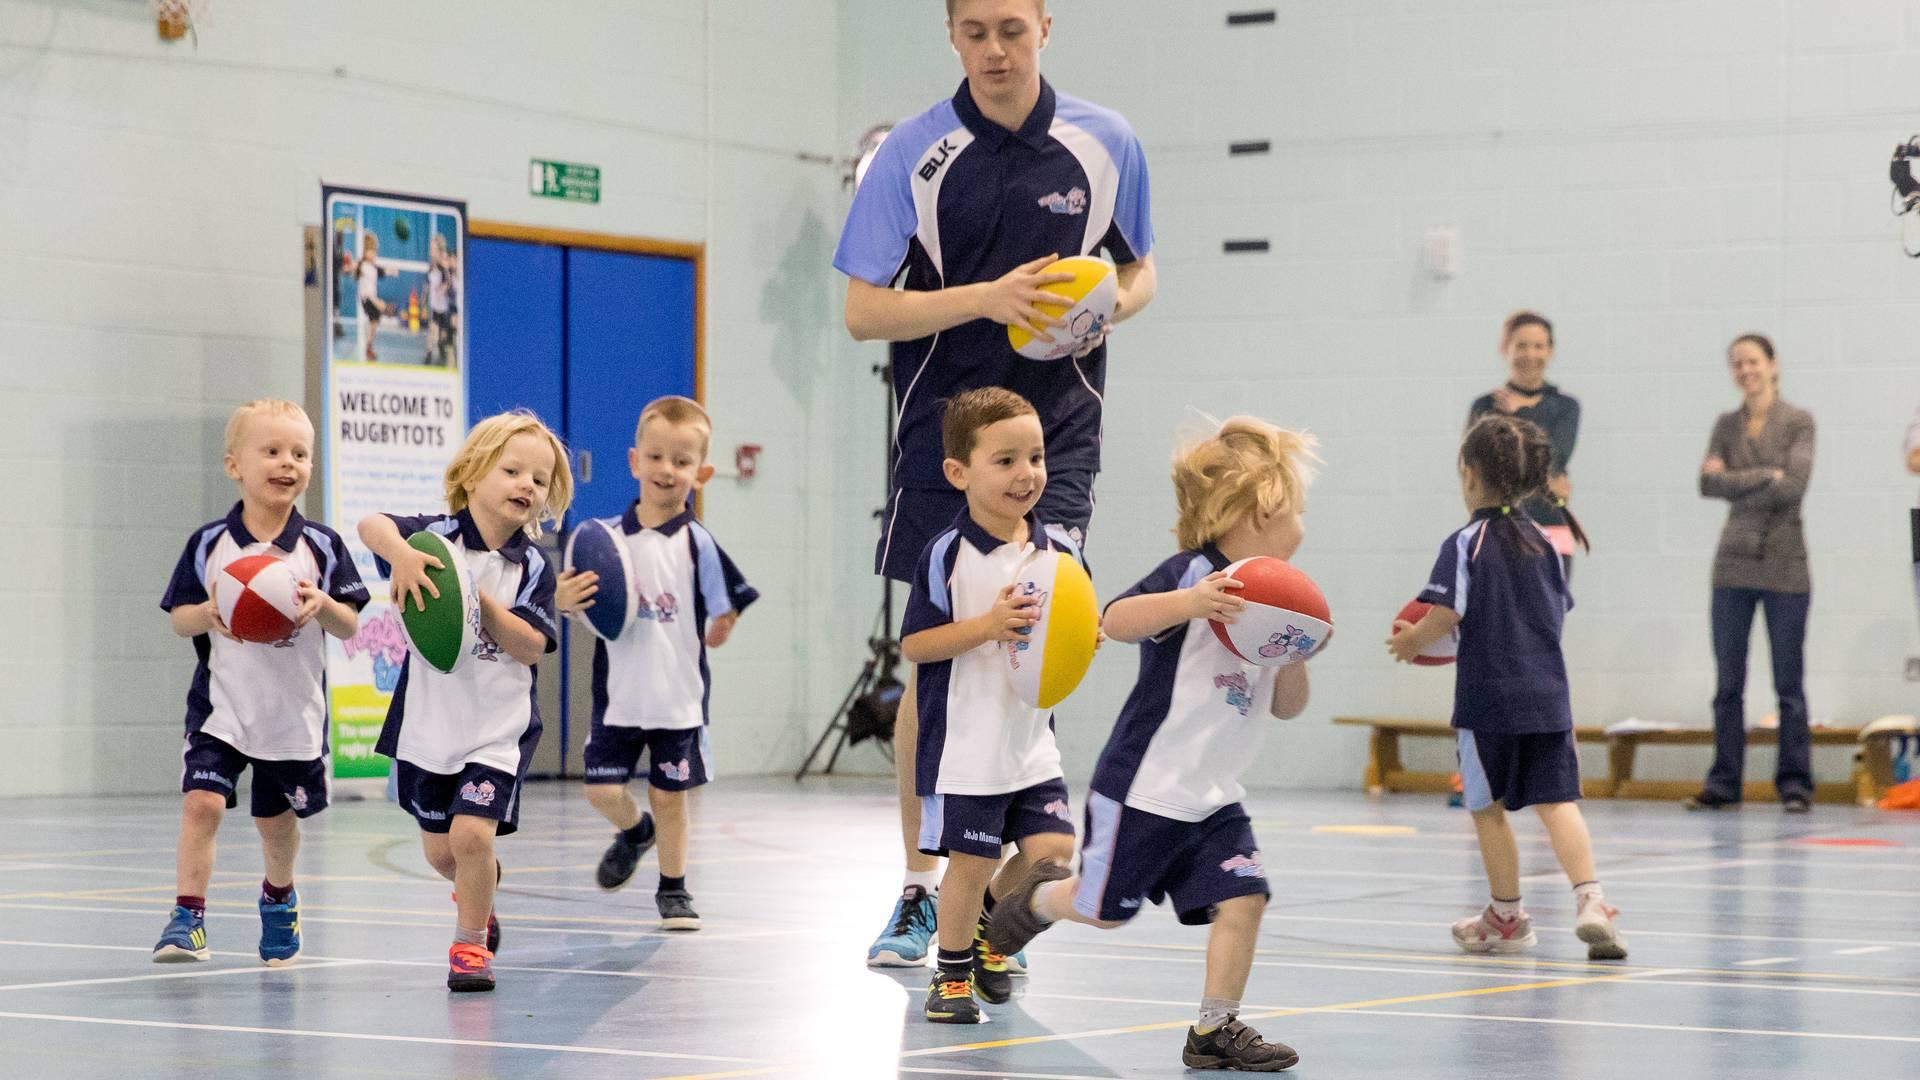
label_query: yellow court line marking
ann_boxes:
[907,970,1653,1056]
[1311,825,1419,836]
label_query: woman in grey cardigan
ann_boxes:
[1686,334,1816,812]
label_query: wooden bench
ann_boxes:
[1606,726,1864,805]
[1331,717,1613,798]
[1856,715,1918,805]
[1334,716,1880,806]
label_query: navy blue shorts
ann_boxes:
[1457,729,1582,812]
[918,777,1075,859]
[876,469,1095,583]
[180,732,328,819]
[1074,793,1269,925]
[582,725,712,791]
[394,761,523,836]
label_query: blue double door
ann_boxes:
[465,237,698,774]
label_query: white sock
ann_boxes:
[1028,880,1065,925]
[903,868,940,894]
[1573,881,1604,906]
[1197,997,1239,1034]
[1490,896,1524,920]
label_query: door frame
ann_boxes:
[467,221,706,778]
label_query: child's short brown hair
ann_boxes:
[941,387,1039,463]
[634,395,713,459]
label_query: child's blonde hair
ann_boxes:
[224,399,313,455]
[445,410,574,539]
[1171,417,1320,551]
[635,395,713,459]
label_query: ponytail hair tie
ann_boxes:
[1554,497,1567,509]
[1500,505,1512,516]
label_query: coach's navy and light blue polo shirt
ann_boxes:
[834,77,1154,497]
[903,510,1085,798]
[1088,546,1280,823]
[160,503,368,761]
[372,509,558,778]
[588,503,759,733]
[1418,509,1575,735]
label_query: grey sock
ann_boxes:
[453,924,487,947]
[1197,997,1239,1035]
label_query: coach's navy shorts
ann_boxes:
[876,469,1095,583]
[1073,793,1269,926]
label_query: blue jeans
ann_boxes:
[1704,586,1812,802]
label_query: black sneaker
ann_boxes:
[924,969,981,1023]
[657,888,701,931]
[986,858,1070,957]
[1682,791,1739,811]
[486,911,500,954]
[1181,1018,1299,1072]
[971,915,1013,1004]
[596,829,654,891]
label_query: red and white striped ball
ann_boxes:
[215,554,302,644]
[1209,556,1333,668]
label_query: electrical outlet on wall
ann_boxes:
[1906,657,1920,682]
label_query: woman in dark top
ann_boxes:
[1686,333,1816,813]
[1468,311,1581,575]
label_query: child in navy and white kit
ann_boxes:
[358,410,572,992]
[988,416,1315,1073]
[155,399,367,966]
[903,388,1088,1025]
[1388,413,1626,961]
[555,396,757,931]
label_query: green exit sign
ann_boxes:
[530,159,600,203]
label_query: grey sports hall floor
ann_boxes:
[2,776,1917,1079]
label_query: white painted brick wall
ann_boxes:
[834,0,1920,790]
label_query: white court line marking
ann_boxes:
[898,1070,1115,1079]
[1252,911,1920,950]
[0,959,370,992]
[1735,957,1801,967]
[1835,945,1895,956]
[1321,1004,1920,1046]
[0,900,801,943]
[0,1011,771,1065]
[1036,949,1538,984]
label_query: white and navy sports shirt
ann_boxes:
[160,503,369,761]
[372,509,558,777]
[1088,546,1278,823]
[1418,508,1575,735]
[903,510,1084,797]
[589,503,758,732]
[833,77,1154,492]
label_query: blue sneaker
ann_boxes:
[866,885,936,968]
[259,890,301,967]
[152,906,208,963]
[1006,949,1029,975]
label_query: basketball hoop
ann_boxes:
[152,0,206,44]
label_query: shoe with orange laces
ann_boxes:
[923,968,981,1023]
[447,942,495,992]
[971,916,1013,1004]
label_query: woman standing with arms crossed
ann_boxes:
[1687,334,1817,813]
[1468,312,1582,577]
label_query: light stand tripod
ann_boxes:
[794,363,903,779]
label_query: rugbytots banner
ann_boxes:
[321,186,468,779]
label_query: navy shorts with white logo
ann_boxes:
[394,761,523,836]
[1074,793,1269,926]
[180,731,329,819]
[582,725,712,792]
[1457,728,1582,812]
[876,469,1095,583]
[918,776,1075,859]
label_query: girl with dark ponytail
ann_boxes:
[1387,414,1623,962]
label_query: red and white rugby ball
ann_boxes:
[1209,556,1332,668]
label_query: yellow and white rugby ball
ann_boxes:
[1007,255,1118,361]
[1004,549,1099,709]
